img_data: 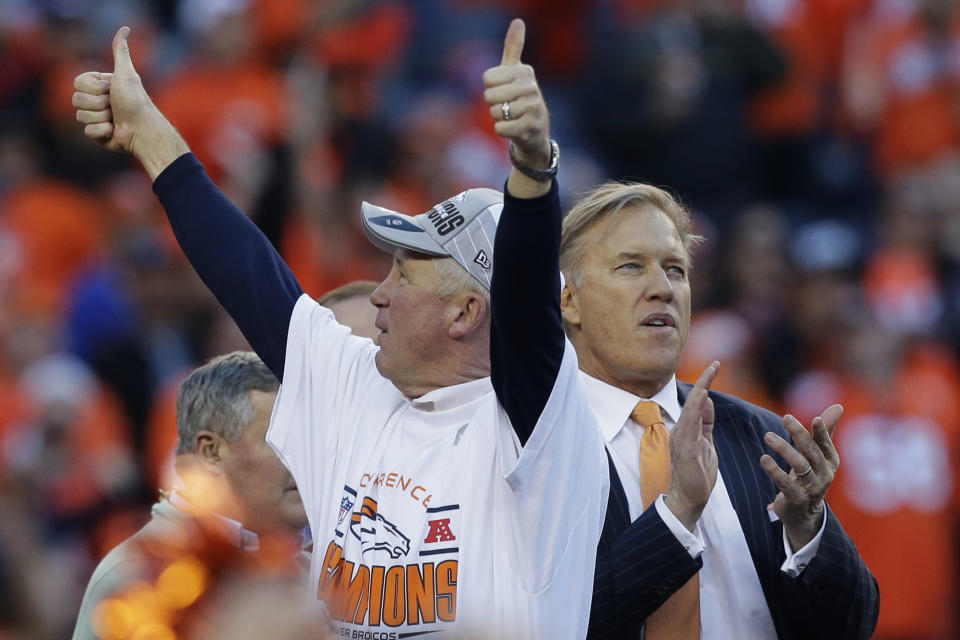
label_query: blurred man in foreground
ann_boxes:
[72,351,308,640]
[560,182,880,639]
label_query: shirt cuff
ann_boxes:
[151,152,200,194]
[502,177,558,211]
[655,494,705,559]
[780,512,826,577]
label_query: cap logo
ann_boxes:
[427,201,465,236]
[369,215,423,233]
[473,250,492,270]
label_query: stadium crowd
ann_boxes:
[0,0,957,637]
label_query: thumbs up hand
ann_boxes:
[482,19,552,174]
[73,27,188,180]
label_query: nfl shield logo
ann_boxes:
[338,495,355,525]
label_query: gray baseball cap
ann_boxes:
[361,188,503,291]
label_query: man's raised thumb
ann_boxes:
[500,18,525,66]
[112,26,135,74]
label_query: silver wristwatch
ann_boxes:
[509,139,559,182]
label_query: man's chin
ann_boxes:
[628,349,682,382]
[373,350,402,385]
[373,350,389,377]
[279,500,308,532]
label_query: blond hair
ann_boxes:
[560,181,702,285]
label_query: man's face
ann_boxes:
[369,249,451,392]
[327,294,379,341]
[220,389,306,534]
[563,206,691,396]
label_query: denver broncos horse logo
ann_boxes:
[348,497,411,559]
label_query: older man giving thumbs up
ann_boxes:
[72,19,626,639]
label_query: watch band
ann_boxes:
[509,139,559,182]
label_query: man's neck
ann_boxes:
[394,351,492,399]
[578,360,672,400]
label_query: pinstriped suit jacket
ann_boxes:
[588,382,880,639]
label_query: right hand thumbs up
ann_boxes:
[499,18,525,66]
[482,19,551,169]
[73,26,153,153]
[112,25,136,77]
[73,26,189,179]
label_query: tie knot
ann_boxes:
[631,401,664,430]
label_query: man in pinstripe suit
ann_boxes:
[559,182,879,639]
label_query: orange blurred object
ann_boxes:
[155,64,288,180]
[849,11,960,175]
[786,344,960,639]
[2,179,106,315]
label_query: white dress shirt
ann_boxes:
[581,372,825,639]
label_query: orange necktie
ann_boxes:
[632,401,701,640]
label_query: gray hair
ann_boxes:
[433,256,490,305]
[175,351,279,454]
[560,181,703,286]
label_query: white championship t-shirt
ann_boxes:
[266,295,609,639]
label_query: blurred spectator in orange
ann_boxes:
[156,0,288,202]
[845,0,960,176]
[783,176,960,636]
[747,0,869,134]
[863,171,948,337]
[73,351,307,640]
[0,127,106,315]
[745,0,873,205]
[786,327,960,639]
[1,352,136,526]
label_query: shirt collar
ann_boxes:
[166,489,260,551]
[579,372,681,443]
[410,376,493,412]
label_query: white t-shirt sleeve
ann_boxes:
[266,294,395,517]
[494,339,609,595]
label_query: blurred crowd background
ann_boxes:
[0,0,958,637]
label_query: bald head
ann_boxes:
[318,281,379,341]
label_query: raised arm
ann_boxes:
[482,20,565,444]
[73,27,302,379]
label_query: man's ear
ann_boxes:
[448,291,488,339]
[560,281,582,329]
[194,430,224,473]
